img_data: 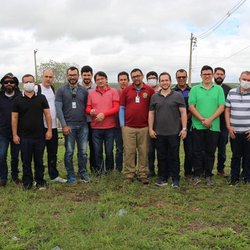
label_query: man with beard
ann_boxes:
[214,67,231,176]
[119,68,154,184]
[0,73,21,186]
[80,65,97,173]
[149,72,187,188]
[56,66,89,183]
[12,74,52,190]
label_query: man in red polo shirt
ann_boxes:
[86,71,119,174]
[119,68,154,184]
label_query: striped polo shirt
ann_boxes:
[226,87,250,132]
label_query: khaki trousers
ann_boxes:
[122,126,149,179]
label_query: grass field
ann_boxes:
[0,140,250,250]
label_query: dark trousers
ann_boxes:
[0,134,20,181]
[230,133,250,182]
[217,128,229,173]
[88,123,97,172]
[45,128,59,180]
[183,130,193,176]
[192,129,219,177]
[20,137,46,188]
[148,138,157,175]
[156,134,180,181]
[114,127,123,172]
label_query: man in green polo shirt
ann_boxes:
[188,65,225,186]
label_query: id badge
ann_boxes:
[72,102,76,109]
[135,96,140,103]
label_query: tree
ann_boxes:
[37,60,79,89]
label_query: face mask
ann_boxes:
[23,82,35,92]
[240,80,250,90]
[147,79,157,87]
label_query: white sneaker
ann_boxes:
[51,176,67,183]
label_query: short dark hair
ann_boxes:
[94,71,108,81]
[130,68,143,76]
[176,69,187,77]
[80,65,93,75]
[67,66,79,75]
[159,72,172,81]
[22,74,35,82]
[214,67,225,74]
[201,65,213,74]
[146,71,158,80]
[118,71,129,81]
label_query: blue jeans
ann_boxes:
[230,133,250,182]
[0,134,20,181]
[114,127,123,172]
[92,128,115,173]
[64,124,88,178]
[217,128,229,173]
[20,137,46,188]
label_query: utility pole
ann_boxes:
[34,49,38,82]
[188,33,197,86]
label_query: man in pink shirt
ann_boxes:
[86,71,119,174]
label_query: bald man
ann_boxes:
[39,69,67,183]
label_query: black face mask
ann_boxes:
[3,86,15,94]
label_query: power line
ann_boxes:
[197,0,247,39]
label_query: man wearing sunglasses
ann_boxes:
[173,69,193,180]
[0,73,21,187]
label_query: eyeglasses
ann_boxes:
[131,75,142,79]
[3,80,15,84]
[177,76,187,79]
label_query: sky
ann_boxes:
[0,0,249,84]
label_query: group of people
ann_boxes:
[0,65,249,190]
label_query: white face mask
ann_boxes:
[147,79,157,87]
[23,82,35,92]
[240,80,250,90]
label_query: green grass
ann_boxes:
[0,141,250,250]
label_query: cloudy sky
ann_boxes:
[0,0,249,83]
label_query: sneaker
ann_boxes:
[172,180,180,188]
[80,174,90,183]
[51,176,68,183]
[35,183,47,190]
[192,177,202,186]
[140,178,149,185]
[206,176,214,186]
[229,179,239,186]
[155,179,168,187]
[68,176,76,184]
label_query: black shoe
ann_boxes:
[229,179,239,186]
[148,171,156,178]
[0,180,7,187]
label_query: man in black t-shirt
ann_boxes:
[12,74,52,190]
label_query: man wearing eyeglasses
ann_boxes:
[55,66,90,184]
[119,68,155,184]
[188,65,225,186]
[0,73,21,187]
[173,69,193,180]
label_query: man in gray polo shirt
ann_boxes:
[148,72,187,188]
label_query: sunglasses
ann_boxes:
[3,80,15,84]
